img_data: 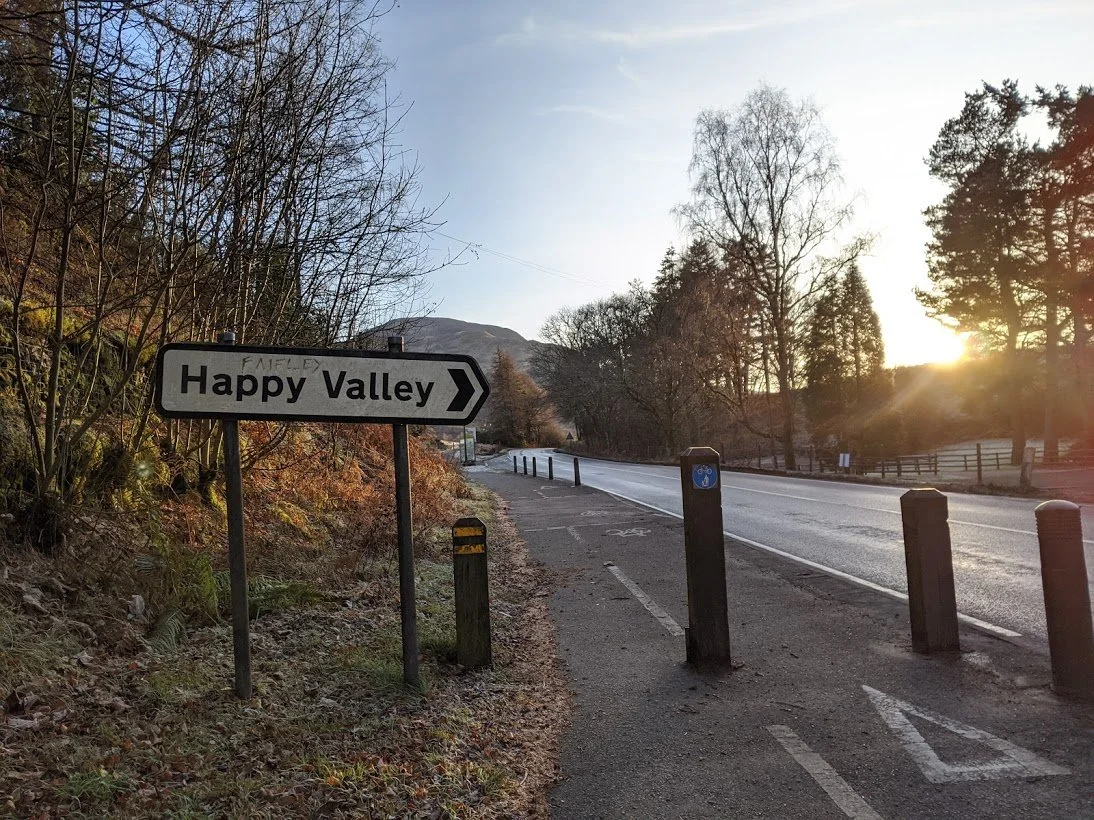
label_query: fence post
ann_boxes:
[773,452,779,470]
[532,456,537,477]
[513,455,517,474]
[679,447,732,668]
[963,454,968,471]
[452,517,491,670]
[897,456,902,477]
[900,489,960,653]
[881,457,886,478]
[1034,501,1094,699]
[548,456,554,480]
[523,456,528,475]
[976,443,983,484]
[757,443,762,469]
[809,448,814,472]
[573,458,581,487]
[995,452,1001,470]
[932,453,938,476]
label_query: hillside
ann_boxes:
[369,317,541,374]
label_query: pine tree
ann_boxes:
[804,266,890,455]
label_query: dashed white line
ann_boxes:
[766,725,884,819]
[604,563,684,637]
[600,489,1023,639]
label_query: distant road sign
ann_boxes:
[155,343,489,425]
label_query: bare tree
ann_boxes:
[0,0,442,543]
[677,85,867,468]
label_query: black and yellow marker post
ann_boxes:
[452,517,492,669]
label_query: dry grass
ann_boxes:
[0,477,570,817]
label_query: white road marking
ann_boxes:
[561,459,1094,545]
[950,518,1094,545]
[606,527,651,538]
[522,519,665,533]
[604,563,684,637]
[601,490,1023,639]
[566,526,583,543]
[766,725,884,819]
[862,685,1070,782]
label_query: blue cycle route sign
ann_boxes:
[692,464,718,490]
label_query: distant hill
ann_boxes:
[367,317,541,374]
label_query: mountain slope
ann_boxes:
[371,317,541,373]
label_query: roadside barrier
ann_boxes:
[573,457,581,487]
[548,456,554,480]
[899,489,959,653]
[452,517,491,669]
[1034,501,1094,700]
[513,455,517,473]
[679,447,732,667]
[532,456,537,477]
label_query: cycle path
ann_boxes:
[473,465,1093,819]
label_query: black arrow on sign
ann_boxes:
[447,368,475,412]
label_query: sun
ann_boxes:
[924,331,966,365]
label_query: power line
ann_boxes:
[434,230,599,286]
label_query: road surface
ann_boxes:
[495,450,1094,643]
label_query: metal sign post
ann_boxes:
[218,331,252,700]
[388,336,421,689]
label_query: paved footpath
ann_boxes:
[473,463,1093,820]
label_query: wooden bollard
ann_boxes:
[513,455,517,473]
[548,457,554,480]
[679,447,732,667]
[1034,501,1094,699]
[532,456,537,477]
[452,517,491,669]
[899,489,959,653]
[976,443,983,483]
[523,456,528,475]
[573,457,581,487]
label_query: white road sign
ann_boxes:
[155,343,489,425]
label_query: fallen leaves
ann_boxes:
[0,486,570,817]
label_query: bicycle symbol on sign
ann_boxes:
[692,464,718,490]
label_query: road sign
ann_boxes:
[692,463,718,489]
[155,343,489,425]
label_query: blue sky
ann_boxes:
[377,0,1093,366]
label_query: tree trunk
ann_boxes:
[1007,338,1026,465]
[1044,294,1059,464]
[1075,294,1093,450]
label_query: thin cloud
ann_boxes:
[896,2,1092,28]
[496,3,862,49]
[617,58,641,85]
[537,104,622,121]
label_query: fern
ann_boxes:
[148,608,185,653]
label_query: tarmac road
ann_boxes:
[498,449,1094,644]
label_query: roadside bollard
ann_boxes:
[679,447,732,667]
[548,457,554,480]
[1034,500,1094,699]
[573,457,581,487]
[523,456,528,475]
[899,489,960,653]
[532,456,537,477]
[451,517,491,669]
[513,455,517,474]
